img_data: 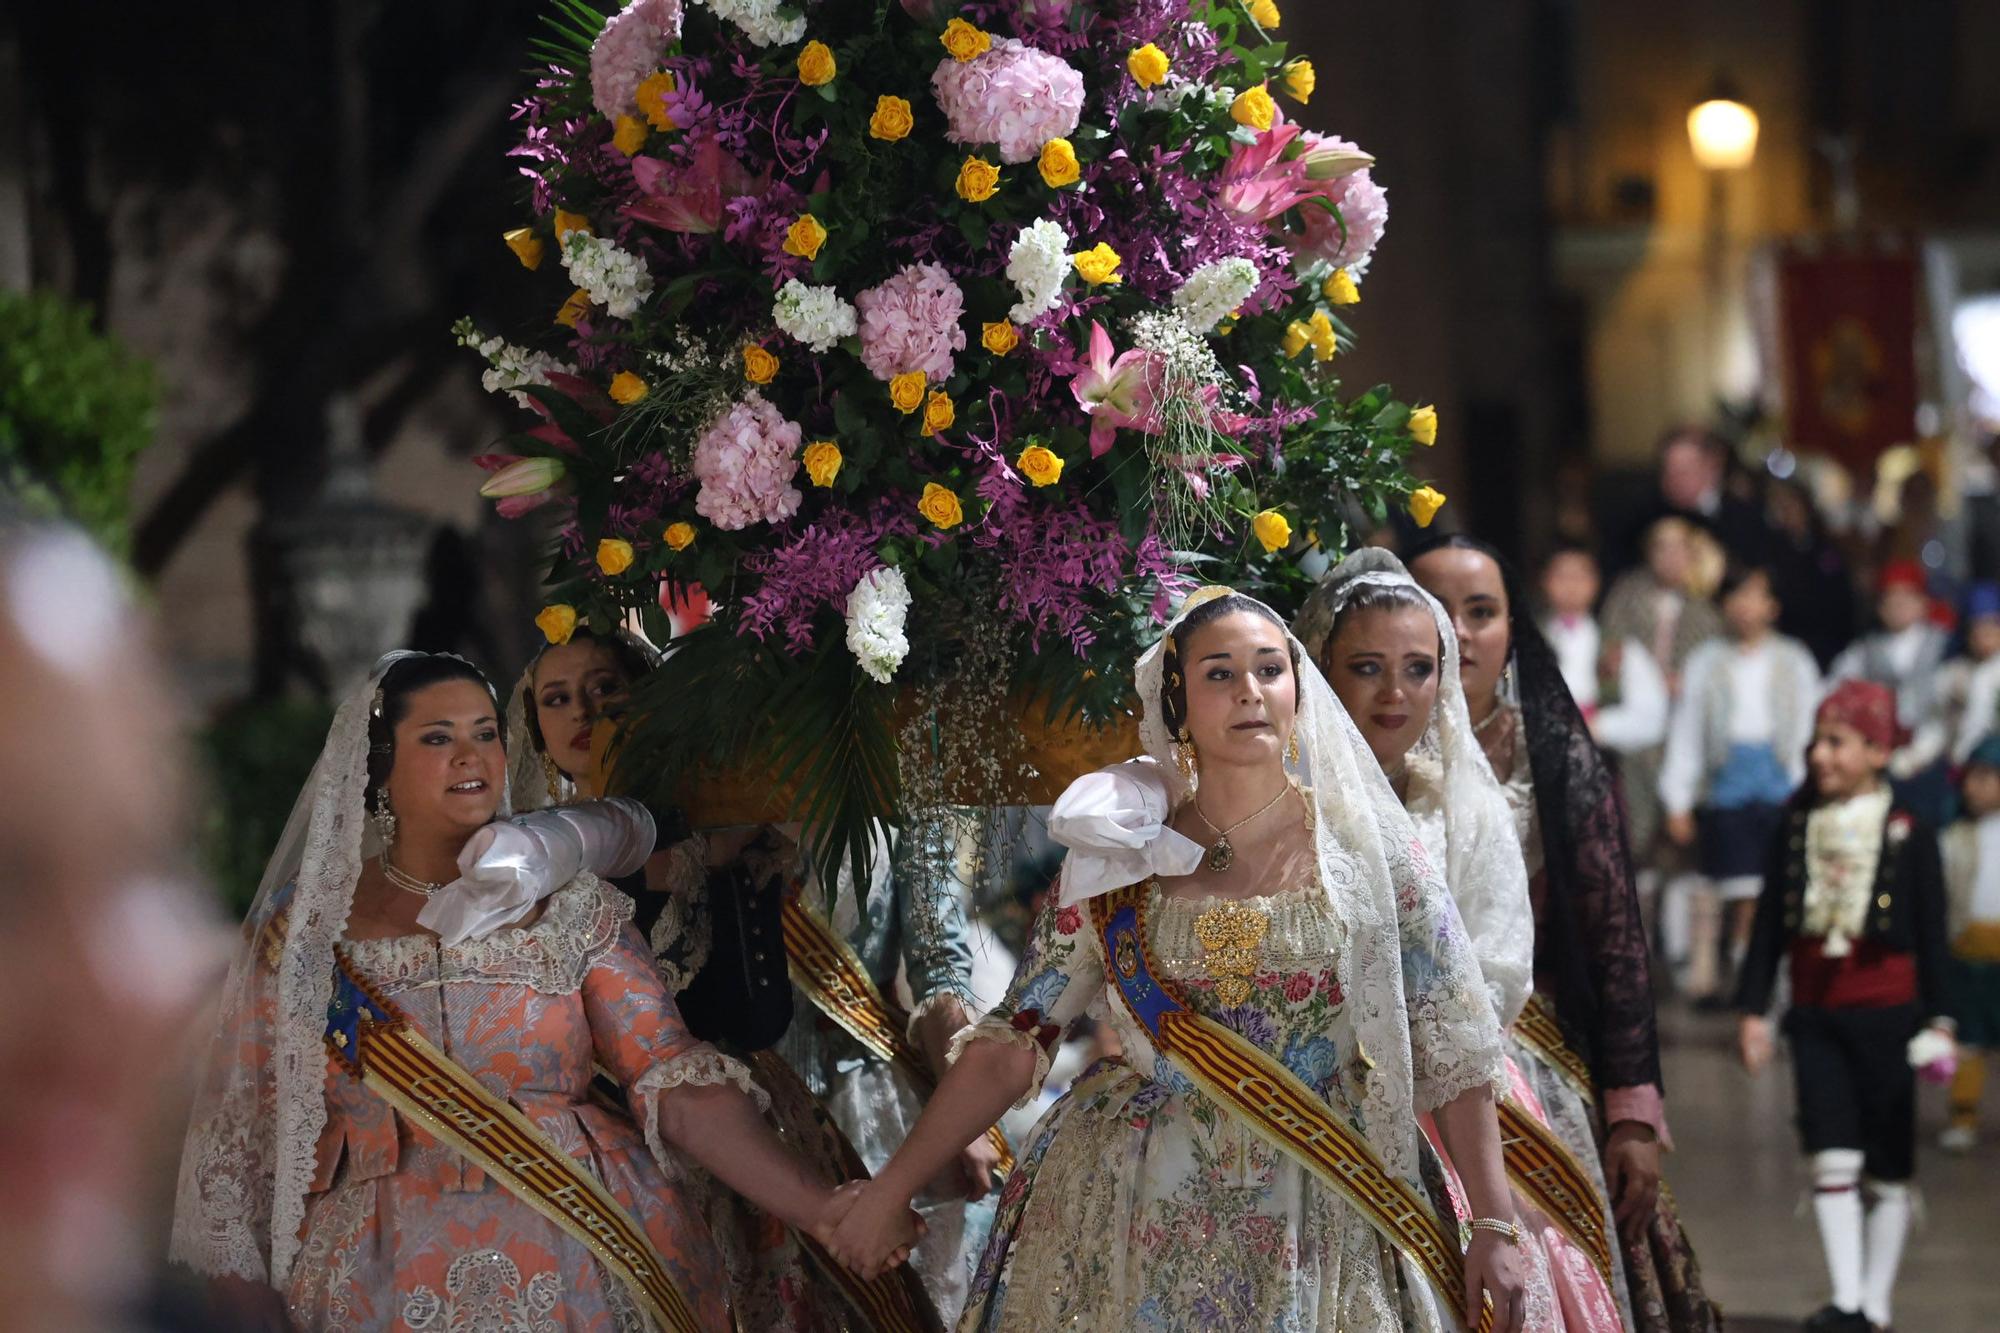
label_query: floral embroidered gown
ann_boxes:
[280,875,754,1332]
[955,837,1500,1333]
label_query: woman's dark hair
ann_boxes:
[1405,530,1663,1092]
[1323,582,1435,666]
[520,627,656,754]
[365,654,500,808]
[1716,560,1773,603]
[1159,593,1299,740]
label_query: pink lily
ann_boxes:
[1069,322,1160,457]
[626,138,728,234]
[475,454,568,518]
[1216,112,1317,224]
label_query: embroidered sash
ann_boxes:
[1511,991,1594,1103]
[741,1049,946,1333]
[1091,885,1489,1331]
[325,958,706,1333]
[1495,1093,1615,1286]
[780,895,1015,1174]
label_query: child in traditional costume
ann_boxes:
[1940,733,2000,1152]
[1736,680,1957,1333]
[1830,561,1952,823]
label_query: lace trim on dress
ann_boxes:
[631,1045,770,1179]
[648,837,713,994]
[340,875,629,996]
[950,1018,1052,1110]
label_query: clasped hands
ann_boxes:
[813,1179,928,1280]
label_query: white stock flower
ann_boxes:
[844,566,912,685]
[772,279,859,353]
[1171,257,1260,333]
[697,0,805,47]
[561,232,655,320]
[455,320,575,408]
[1005,218,1073,325]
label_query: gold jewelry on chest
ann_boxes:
[1193,899,1271,1006]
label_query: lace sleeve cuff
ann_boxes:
[1603,1083,1673,1151]
[947,1017,1053,1110]
[631,1045,771,1175]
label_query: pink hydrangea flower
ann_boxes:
[1295,169,1389,277]
[589,0,684,121]
[930,38,1084,165]
[855,262,968,382]
[691,392,803,530]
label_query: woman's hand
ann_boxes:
[1665,811,1697,847]
[1603,1121,1661,1244]
[825,1179,927,1280]
[955,1130,1003,1201]
[209,1276,295,1332]
[1463,1229,1527,1333]
[1738,1014,1775,1073]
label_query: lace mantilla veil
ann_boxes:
[170,651,481,1284]
[1297,549,1535,1028]
[1129,588,1502,1191]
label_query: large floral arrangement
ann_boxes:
[464,0,1442,879]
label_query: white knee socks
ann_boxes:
[1811,1149,1866,1315]
[1862,1179,1912,1328]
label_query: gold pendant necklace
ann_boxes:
[1191,781,1292,874]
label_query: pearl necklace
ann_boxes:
[383,857,448,899]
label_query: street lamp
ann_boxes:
[1687,80,1759,171]
[1688,77,1759,401]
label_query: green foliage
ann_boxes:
[197,696,337,919]
[0,290,156,555]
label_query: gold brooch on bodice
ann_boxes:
[1193,900,1270,1006]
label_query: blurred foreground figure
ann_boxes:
[0,515,217,1332]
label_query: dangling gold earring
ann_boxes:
[542,753,565,802]
[372,786,398,848]
[1173,728,1199,788]
[1287,730,1300,766]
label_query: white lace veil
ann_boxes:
[1297,549,1535,1027]
[168,651,491,1284]
[1133,587,1497,1186]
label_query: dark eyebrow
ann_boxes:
[1464,593,1501,604]
[417,716,498,728]
[537,677,568,692]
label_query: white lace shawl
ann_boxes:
[1126,588,1504,1182]
[1303,549,1536,1029]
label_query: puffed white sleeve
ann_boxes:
[1047,757,1204,905]
[1594,635,1669,753]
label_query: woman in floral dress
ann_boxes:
[171,652,909,1332]
[822,589,1530,1332]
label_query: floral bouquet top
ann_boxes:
[462,0,1442,880]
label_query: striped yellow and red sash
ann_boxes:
[325,958,707,1333]
[1090,885,1489,1331]
[780,895,1015,1174]
[1495,1094,1615,1286]
[741,1049,945,1333]
[1512,991,1594,1104]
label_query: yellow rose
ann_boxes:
[663,522,696,551]
[554,209,591,243]
[782,212,827,261]
[608,371,649,404]
[612,114,648,156]
[923,390,956,434]
[503,227,545,270]
[1408,405,1438,447]
[1281,320,1310,358]
[1322,267,1360,305]
[803,441,843,487]
[1408,485,1447,528]
[869,94,914,142]
[982,321,1019,356]
[797,40,837,87]
[743,344,779,384]
[1252,509,1291,553]
[1127,43,1170,89]
[1071,241,1123,286]
[940,18,991,62]
[597,538,635,576]
[536,604,578,645]
[1230,84,1276,132]
[635,70,677,130]
[918,481,964,529]
[1281,59,1315,104]
[889,371,927,413]
[956,156,1000,203]
[1307,309,1338,362]
[1249,0,1281,26]
[1038,137,1081,188]
[555,288,593,328]
[1017,444,1064,487]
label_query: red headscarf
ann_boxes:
[1816,679,1900,750]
